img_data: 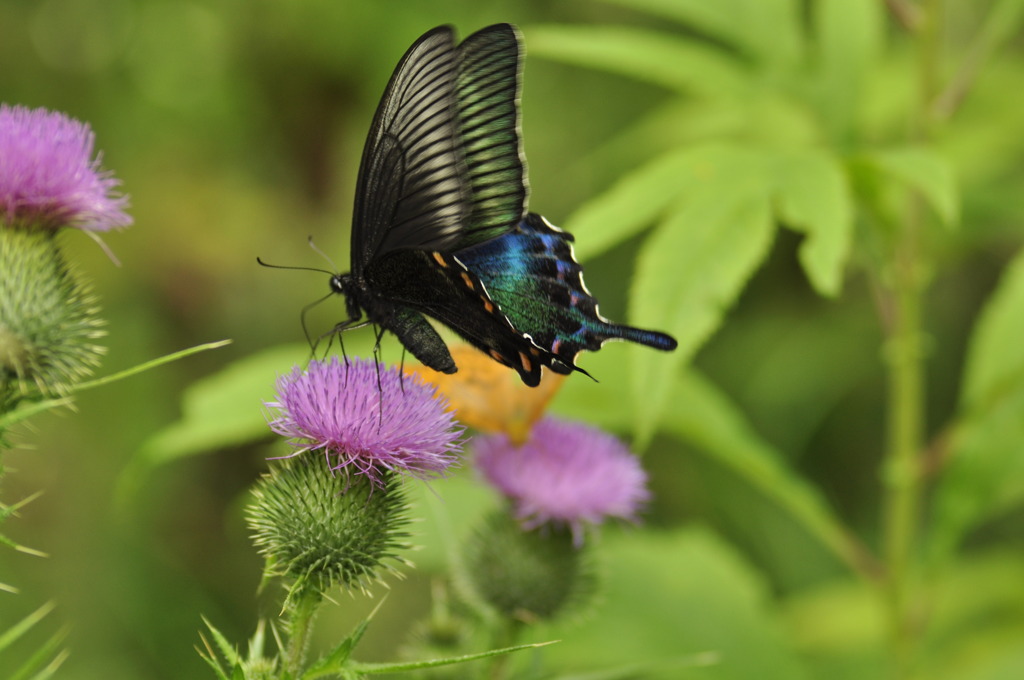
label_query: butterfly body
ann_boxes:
[324,23,676,387]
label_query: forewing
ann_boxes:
[453,23,528,248]
[351,26,468,273]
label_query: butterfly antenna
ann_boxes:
[256,257,335,277]
[306,236,340,273]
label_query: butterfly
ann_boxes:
[329,23,677,387]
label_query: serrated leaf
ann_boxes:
[630,175,775,443]
[771,149,854,296]
[528,24,747,97]
[200,617,243,667]
[863,146,959,228]
[593,0,803,67]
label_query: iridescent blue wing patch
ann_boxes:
[454,213,677,375]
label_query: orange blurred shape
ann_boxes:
[407,344,565,445]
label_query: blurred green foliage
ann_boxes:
[4,0,1024,678]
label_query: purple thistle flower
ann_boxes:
[475,417,650,545]
[0,104,131,232]
[266,357,463,485]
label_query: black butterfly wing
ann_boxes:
[350,26,467,274]
[351,24,526,275]
[454,213,678,373]
[452,23,528,248]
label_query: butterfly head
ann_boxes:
[329,272,364,320]
[329,272,350,296]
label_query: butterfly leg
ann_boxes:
[373,324,387,428]
[398,347,408,394]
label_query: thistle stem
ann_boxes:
[284,586,321,675]
[488,618,524,680]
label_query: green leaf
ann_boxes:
[629,161,775,442]
[930,250,1024,562]
[135,344,308,460]
[592,0,803,67]
[116,342,316,504]
[771,149,854,296]
[921,549,1024,680]
[545,527,809,679]
[564,145,738,262]
[200,617,243,667]
[862,146,960,228]
[527,24,748,97]
[931,389,1024,565]
[666,370,871,575]
[811,0,884,141]
[548,652,721,680]
[303,606,379,677]
[961,249,1024,409]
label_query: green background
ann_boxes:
[3,1,1024,678]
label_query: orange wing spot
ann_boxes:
[407,344,567,445]
[431,252,448,268]
[519,352,533,374]
[489,349,506,364]
[483,298,494,313]
[461,272,474,289]
[529,347,540,357]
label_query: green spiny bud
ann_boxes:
[246,456,413,599]
[0,228,105,409]
[463,511,598,623]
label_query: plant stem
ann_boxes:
[882,222,925,674]
[285,586,321,676]
[882,0,942,676]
